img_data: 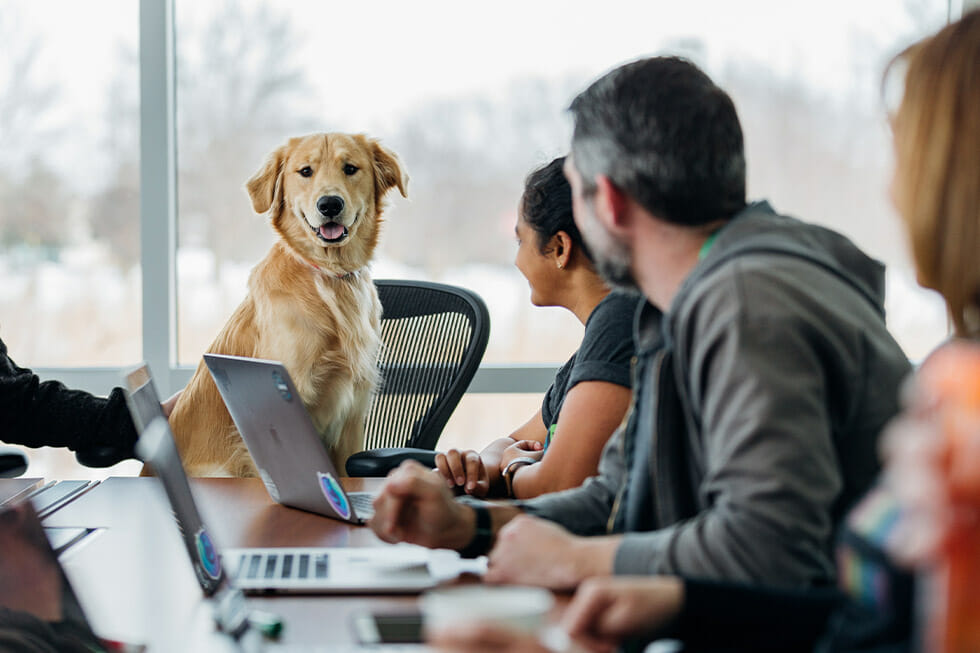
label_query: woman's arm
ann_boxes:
[434,411,547,497]
[509,380,631,499]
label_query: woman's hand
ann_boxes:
[498,440,544,472]
[434,448,491,497]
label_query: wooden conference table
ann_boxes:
[3,476,523,651]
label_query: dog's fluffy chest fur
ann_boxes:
[250,257,381,440]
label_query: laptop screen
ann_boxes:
[0,501,105,651]
[136,419,229,597]
[123,364,167,433]
[122,365,228,598]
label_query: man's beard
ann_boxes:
[578,203,639,293]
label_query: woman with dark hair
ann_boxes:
[434,156,641,499]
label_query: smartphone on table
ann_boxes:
[351,610,424,646]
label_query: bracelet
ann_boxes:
[458,503,493,559]
[502,456,539,498]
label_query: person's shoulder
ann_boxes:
[584,292,641,339]
[577,292,639,364]
[594,290,643,321]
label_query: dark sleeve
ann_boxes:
[653,578,844,652]
[0,608,103,653]
[0,338,138,454]
[541,356,575,429]
[568,291,636,389]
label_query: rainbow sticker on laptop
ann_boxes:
[195,528,222,580]
[317,471,351,520]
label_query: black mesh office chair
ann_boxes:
[345,279,490,477]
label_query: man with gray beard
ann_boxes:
[369,56,911,591]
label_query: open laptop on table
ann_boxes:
[0,500,132,651]
[201,353,375,524]
[122,364,439,595]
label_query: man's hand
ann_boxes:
[563,576,685,649]
[369,460,476,550]
[484,515,617,590]
[435,448,490,497]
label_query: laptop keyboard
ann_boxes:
[235,552,330,581]
[348,492,375,520]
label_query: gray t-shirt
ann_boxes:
[541,291,637,448]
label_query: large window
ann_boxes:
[4,0,956,479]
[171,0,951,370]
[0,2,140,367]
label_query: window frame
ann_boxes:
[34,0,971,397]
[33,0,554,399]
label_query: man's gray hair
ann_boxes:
[569,56,746,227]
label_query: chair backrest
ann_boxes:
[364,279,490,451]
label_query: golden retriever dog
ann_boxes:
[164,132,408,477]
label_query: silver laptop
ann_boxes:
[202,353,375,524]
[122,365,439,595]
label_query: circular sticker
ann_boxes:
[317,471,351,520]
[195,528,222,580]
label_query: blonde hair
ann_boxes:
[889,9,980,337]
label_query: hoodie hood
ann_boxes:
[673,201,887,317]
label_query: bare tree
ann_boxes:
[176,0,319,269]
[382,74,579,275]
[0,6,72,253]
[0,7,60,174]
[89,0,318,269]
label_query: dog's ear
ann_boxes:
[246,144,288,215]
[371,141,409,199]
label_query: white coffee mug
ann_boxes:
[421,584,555,635]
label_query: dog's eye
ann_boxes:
[298,166,313,177]
[343,164,359,176]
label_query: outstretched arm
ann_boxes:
[0,339,137,454]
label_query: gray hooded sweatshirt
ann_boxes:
[520,201,912,589]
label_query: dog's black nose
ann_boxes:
[317,195,345,218]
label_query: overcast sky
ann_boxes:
[6,0,947,188]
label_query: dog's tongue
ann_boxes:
[319,223,345,240]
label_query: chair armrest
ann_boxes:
[345,448,438,477]
[0,449,28,478]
